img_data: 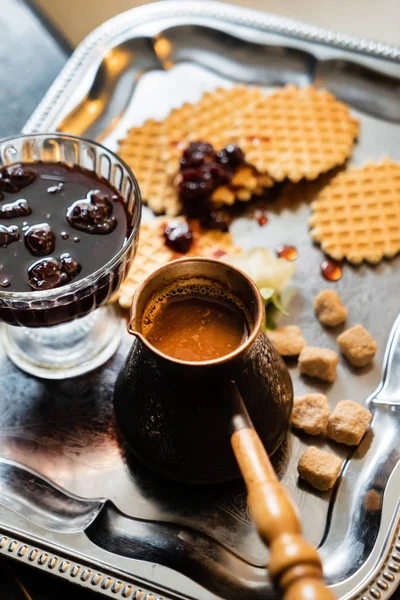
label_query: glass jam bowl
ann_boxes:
[0,133,141,379]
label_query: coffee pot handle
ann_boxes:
[229,385,336,600]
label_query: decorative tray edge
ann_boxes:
[11,2,400,599]
[23,0,400,136]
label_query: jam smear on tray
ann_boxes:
[276,244,298,261]
[200,210,230,232]
[255,210,268,226]
[0,162,130,292]
[321,258,343,281]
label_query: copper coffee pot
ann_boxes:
[114,258,335,600]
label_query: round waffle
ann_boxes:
[245,85,360,181]
[163,85,359,183]
[309,159,400,264]
[162,86,264,174]
[117,85,358,215]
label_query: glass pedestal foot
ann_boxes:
[1,305,122,379]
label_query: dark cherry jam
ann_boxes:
[47,182,63,194]
[0,165,36,194]
[0,198,31,218]
[215,144,245,171]
[0,162,130,293]
[164,220,193,254]
[200,210,230,232]
[178,141,245,218]
[24,223,56,257]
[28,254,81,291]
[0,224,19,247]
[66,190,117,234]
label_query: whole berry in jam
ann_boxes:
[24,223,56,257]
[0,164,36,193]
[60,253,81,278]
[178,168,215,202]
[179,142,215,170]
[66,189,117,234]
[207,162,229,186]
[0,198,31,219]
[178,142,245,215]
[216,145,245,170]
[0,224,19,247]
[28,254,81,291]
[28,258,67,290]
[164,220,193,254]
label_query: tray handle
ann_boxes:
[229,383,335,600]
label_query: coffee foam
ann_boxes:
[141,279,253,339]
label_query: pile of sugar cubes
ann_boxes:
[267,289,376,491]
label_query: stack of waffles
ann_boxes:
[117,85,359,217]
[114,83,400,308]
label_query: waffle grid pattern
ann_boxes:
[245,86,359,179]
[309,159,400,264]
[115,218,240,308]
[117,85,358,216]
[117,119,180,216]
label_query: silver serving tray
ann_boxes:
[0,1,399,598]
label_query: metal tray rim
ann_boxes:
[10,2,400,599]
[23,0,400,135]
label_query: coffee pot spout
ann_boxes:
[127,316,142,340]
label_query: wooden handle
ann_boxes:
[231,427,336,600]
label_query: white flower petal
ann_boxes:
[222,247,296,293]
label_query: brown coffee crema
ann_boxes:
[141,282,251,362]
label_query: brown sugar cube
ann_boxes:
[327,400,372,445]
[298,446,343,491]
[363,489,383,512]
[298,346,339,382]
[267,326,306,357]
[314,289,348,327]
[292,393,330,435]
[337,324,377,367]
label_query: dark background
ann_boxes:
[0,1,97,597]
